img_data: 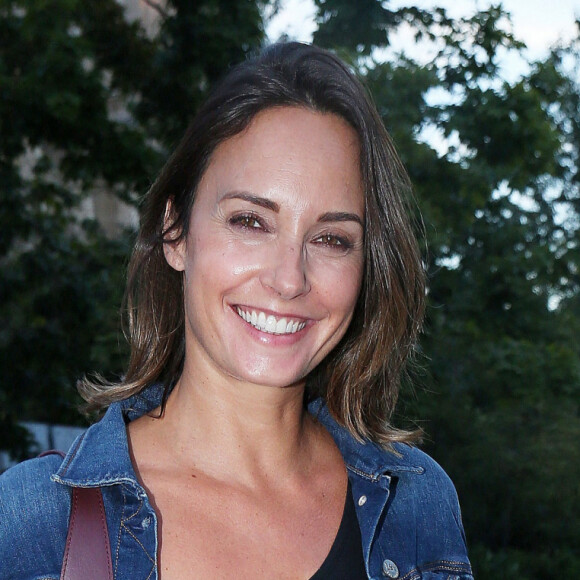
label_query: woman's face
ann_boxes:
[165,107,364,390]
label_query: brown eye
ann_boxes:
[313,233,353,249]
[230,214,264,230]
[321,234,342,246]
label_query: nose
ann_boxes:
[260,241,311,300]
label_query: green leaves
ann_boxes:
[135,0,267,147]
[313,0,403,54]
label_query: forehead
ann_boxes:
[196,106,364,214]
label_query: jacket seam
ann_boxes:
[57,432,87,476]
[113,487,127,576]
[399,560,473,580]
[122,493,145,522]
[346,464,381,481]
[120,522,156,565]
[118,485,156,565]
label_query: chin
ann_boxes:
[233,360,312,390]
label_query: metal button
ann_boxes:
[357,495,367,506]
[382,559,399,578]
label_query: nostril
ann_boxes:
[258,241,311,299]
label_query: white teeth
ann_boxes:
[236,307,306,335]
[266,315,277,333]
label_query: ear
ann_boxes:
[162,199,186,272]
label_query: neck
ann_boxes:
[145,365,319,486]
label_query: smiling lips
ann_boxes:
[235,307,307,335]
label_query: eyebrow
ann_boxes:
[220,192,363,227]
[220,192,279,212]
[318,211,364,227]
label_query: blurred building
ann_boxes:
[0,422,86,474]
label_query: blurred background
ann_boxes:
[1,1,578,577]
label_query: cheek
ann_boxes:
[186,233,260,290]
[312,259,363,313]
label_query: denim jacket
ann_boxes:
[0,385,473,580]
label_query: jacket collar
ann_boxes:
[53,384,423,487]
[308,399,425,479]
[53,402,139,488]
[52,384,167,488]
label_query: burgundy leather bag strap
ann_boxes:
[60,486,114,580]
[38,450,113,579]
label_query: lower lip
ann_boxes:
[232,308,309,345]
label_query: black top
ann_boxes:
[309,480,367,579]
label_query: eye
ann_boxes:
[229,213,267,231]
[313,233,354,250]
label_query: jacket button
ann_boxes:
[357,495,367,506]
[382,559,399,578]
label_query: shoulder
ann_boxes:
[349,439,467,534]
[392,444,460,493]
[363,444,472,577]
[0,452,69,512]
[376,443,464,520]
[385,445,469,554]
[0,454,70,578]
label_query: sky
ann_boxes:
[267,0,579,70]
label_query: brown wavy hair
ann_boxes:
[79,42,425,446]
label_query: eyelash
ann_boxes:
[313,233,354,250]
[228,213,355,251]
[229,213,269,231]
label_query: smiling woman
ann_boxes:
[0,43,473,579]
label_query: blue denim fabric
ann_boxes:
[0,384,473,579]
